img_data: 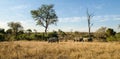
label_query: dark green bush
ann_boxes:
[35,34,43,40]
[16,34,35,41]
[0,33,5,41]
[48,31,58,38]
[27,34,35,41]
[106,28,116,37]
[0,28,5,34]
[16,34,27,40]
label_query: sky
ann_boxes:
[0,0,120,32]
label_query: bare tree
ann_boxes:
[86,9,93,39]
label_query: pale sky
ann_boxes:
[0,0,120,32]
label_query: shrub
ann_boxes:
[35,34,43,40]
[115,33,120,41]
[16,34,36,41]
[106,33,120,42]
[16,34,27,40]
[106,28,116,37]
[27,34,35,40]
[5,35,15,41]
[48,31,58,38]
[0,28,5,34]
[0,33,5,41]
[106,36,117,42]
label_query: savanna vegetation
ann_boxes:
[0,4,120,59]
[0,4,119,42]
[0,41,120,59]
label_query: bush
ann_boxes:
[106,28,116,37]
[0,33,5,41]
[48,31,58,38]
[0,28,5,34]
[16,34,36,41]
[27,34,35,41]
[5,35,15,41]
[106,36,117,42]
[35,34,43,40]
[16,34,27,40]
[115,33,120,41]
[106,33,120,42]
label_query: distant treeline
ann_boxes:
[0,27,120,42]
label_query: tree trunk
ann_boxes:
[88,19,91,38]
[44,27,48,41]
[45,28,47,35]
[88,25,90,38]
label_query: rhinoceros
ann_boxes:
[74,37,83,42]
[48,37,59,43]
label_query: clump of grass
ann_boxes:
[0,41,120,59]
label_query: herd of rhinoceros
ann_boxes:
[48,37,93,43]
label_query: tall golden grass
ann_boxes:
[0,41,120,59]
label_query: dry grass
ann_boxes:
[0,41,120,59]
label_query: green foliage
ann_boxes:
[0,28,5,34]
[105,28,118,42]
[18,30,24,34]
[106,33,120,42]
[35,33,45,40]
[26,29,32,34]
[16,34,27,40]
[48,31,58,38]
[6,29,12,34]
[31,4,58,34]
[15,33,45,41]
[5,35,15,41]
[106,36,117,41]
[106,28,116,37]
[8,22,23,35]
[16,34,36,41]
[26,34,35,41]
[0,33,5,41]
[115,33,120,40]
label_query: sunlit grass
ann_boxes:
[0,41,120,59]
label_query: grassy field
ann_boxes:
[0,41,120,59]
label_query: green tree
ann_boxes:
[106,28,116,36]
[0,28,5,34]
[18,30,24,34]
[6,29,12,34]
[26,29,32,35]
[8,22,23,36]
[31,4,58,35]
